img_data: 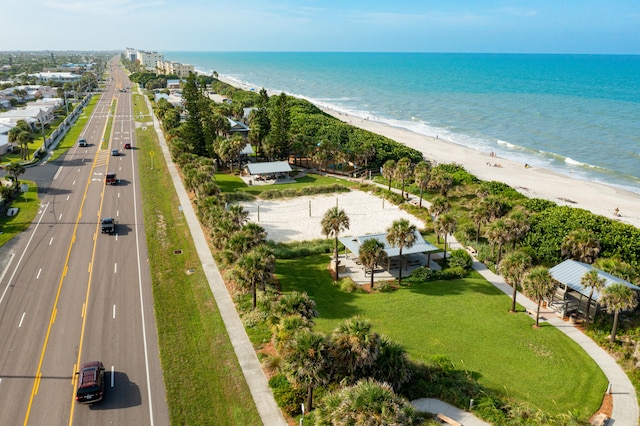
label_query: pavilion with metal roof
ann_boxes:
[339,231,439,271]
[548,259,640,318]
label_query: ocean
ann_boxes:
[162,52,640,194]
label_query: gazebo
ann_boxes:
[548,259,640,319]
[339,231,439,272]
[244,161,293,184]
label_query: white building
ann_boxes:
[156,60,194,78]
[30,72,82,84]
[136,51,165,71]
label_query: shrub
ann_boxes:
[438,266,468,280]
[406,266,437,283]
[268,374,306,416]
[376,281,394,292]
[339,278,361,293]
[447,249,473,270]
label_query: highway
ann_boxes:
[0,59,169,425]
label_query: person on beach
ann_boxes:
[614,207,620,217]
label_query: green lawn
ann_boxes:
[276,254,607,418]
[215,172,358,196]
[0,182,40,247]
[134,94,261,425]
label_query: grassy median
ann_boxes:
[133,94,261,425]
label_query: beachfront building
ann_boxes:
[136,51,164,71]
[156,60,194,78]
[548,259,640,320]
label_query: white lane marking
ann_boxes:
[111,366,115,387]
[36,268,41,280]
[53,167,63,180]
[49,237,54,245]
[116,210,119,217]
[66,195,70,201]
[72,180,76,185]
[118,193,120,198]
[114,263,117,274]
[18,312,26,327]
[58,214,63,221]
[113,304,116,319]
[78,168,81,173]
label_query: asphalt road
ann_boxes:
[0,59,169,425]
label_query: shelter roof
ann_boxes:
[339,231,439,258]
[549,259,640,300]
[246,161,292,175]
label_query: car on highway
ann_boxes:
[111,149,119,156]
[124,143,131,149]
[105,173,117,185]
[75,361,105,404]
[101,218,116,233]
[78,138,88,147]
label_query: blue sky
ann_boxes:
[3,0,639,54]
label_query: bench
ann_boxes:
[436,413,462,426]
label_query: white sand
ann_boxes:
[240,191,424,243]
[217,75,640,229]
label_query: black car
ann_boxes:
[76,361,105,403]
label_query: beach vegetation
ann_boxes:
[599,283,638,344]
[320,206,350,281]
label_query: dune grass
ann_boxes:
[134,94,261,425]
[276,253,607,418]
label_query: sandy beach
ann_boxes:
[217,76,640,229]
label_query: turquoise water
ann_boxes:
[163,52,640,194]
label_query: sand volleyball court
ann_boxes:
[240,190,425,243]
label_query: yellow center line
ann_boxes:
[68,96,118,426]
[23,94,118,426]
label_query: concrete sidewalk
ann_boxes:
[144,94,287,425]
[412,398,490,425]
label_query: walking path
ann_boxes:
[143,94,287,426]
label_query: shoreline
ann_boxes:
[215,74,640,229]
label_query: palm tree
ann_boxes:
[427,166,453,196]
[386,219,417,285]
[581,269,606,322]
[487,219,510,267]
[561,229,601,264]
[4,161,26,188]
[226,204,249,227]
[364,336,412,391]
[500,250,532,313]
[435,213,457,264]
[381,159,396,191]
[314,379,421,426]
[523,266,557,327]
[505,209,530,249]
[469,203,491,244]
[413,160,431,207]
[7,120,33,160]
[358,238,386,290]
[330,316,381,384]
[233,245,275,309]
[282,330,331,412]
[321,207,350,280]
[429,195,450,223]
[600,283,638,344]
[394,157,412,198]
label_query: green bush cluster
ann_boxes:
[269,374,307,416]
[267,239,333,259]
